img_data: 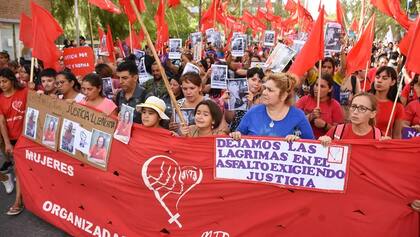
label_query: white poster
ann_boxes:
[74,126,92,155]
[210,65,228,89]
[231,38,245,57]
[227,79,248,111]
[113,104,134,144]
[182,62,200,76]
[265,43,296,73]
[263,30,276,46]
[325,22,342,53]
[190,32,202,46]
[168,38,182,59]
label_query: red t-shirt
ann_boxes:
[401,84,419,103]
[296,95,344,138]
[405,99,420,125]
[376,100,405,135]
[326,123,380,139]
[0,88,28,140]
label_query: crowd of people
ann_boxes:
[0,29,419,216]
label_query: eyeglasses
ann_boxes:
[349,104,373,113]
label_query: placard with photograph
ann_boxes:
[168,38,182,59]
[59,119,80,155]
[264,30,276,46]
[205,28,215,42]
[265,43,296,73]
[24,107,40,140]
[137,57,150,84]
[210,65,228,89]
[88,129,112,168]
[231,38,245,57]
[182,62,200,76]
[325,22,342,53]
[291,40,306,54]
[113,104,134,144]
[190,32,202,46]
[102,77,114,100]
[227,79,249,111]
[42,114,59,150]
[173,108,196,126]
[193,42,203,62]
[232,32,248,48]
[74,126,92,155]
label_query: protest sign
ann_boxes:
[215,138,350,192]
[113,104,134,144]
[210,65,228,89]
[102,77,114,100]
[402,127,420,139]
[192,42,203,61]
[14,127,420,237]
[182,62,200,75]
[264,30,276,46]
[265,43,296,72]
[325,22,342,53]
[227,79,248,111]
[190,32,202,46]
[24,90,117,170]
[291,40,306,54]
[169,38,182,59]
[63,47,95,76]
[231,38,245,57]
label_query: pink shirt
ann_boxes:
[80,97,117,116]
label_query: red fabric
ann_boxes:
[405,17,420,74]
[401,83,419,103]
[88,0,121,14]
[288,7,324,77]
[14,126,420,237]
[326,123,379,139]
[0,88,28,140]
[266,0,274,15]
[285,0,297,13]
[106,25,115,63]
[117,39,126,58]
[154,0,169,52]
[19,13,33,48]
[376,100,405,135]
[336,0,345,30]
[405,100,420,125]
[345,15,375,76]
[370,0,411,29]
[241,10,254,25]
[399,20,416,56]
[200,0,221,31]
[125,26,144,50]
[296,95,344,138]
[168,0,180,8]
[119,0,146,24]
[350,18,358,33]
[31,1,63,69]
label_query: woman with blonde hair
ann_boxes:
[230,72,314,141]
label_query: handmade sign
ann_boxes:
[63,47,95,76]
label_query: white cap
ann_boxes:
[136,96,169,120]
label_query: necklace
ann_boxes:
[269,120,275,128]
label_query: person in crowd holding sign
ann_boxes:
[318,92,385,145]
[0,68,28,215]
[137,96,170,129]
[369,66,404,138]
[56,71,85,102]
[296,74,344,138]
[180,100,225,137]
[401,73,420,106]
[38,68,58,96]
[114,61,146,124]
[80,73,117,116]
[230,73,314,140]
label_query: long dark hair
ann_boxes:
[194,100,222,129]
[0,68,24,90]
[57,70,81,92]
[310,73,334,99]
[83,73,103,96]
[370,66,400,103]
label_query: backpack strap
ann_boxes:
[333,124,345,140]
[373,127,382,140]
[351,75,357,95]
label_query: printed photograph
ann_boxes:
[190,32,202,46]
[264,30,275,46]
[173,108,195,126]
[168,38,182,59]
[227,79,249,111]
[59,119,79,155]
[325,22,342,52]
[42,114,59,149]
[24,107,39,140]
[114,104,134,144]
[231,38,245,57]
[182,62,200,76]
[210,64,228,89]
[102,77,114,100]
[88,129,112,168]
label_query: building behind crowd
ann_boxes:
[0,0,50,61]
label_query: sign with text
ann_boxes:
[402,127,420,139]
[215,138,350,192]
[63,47,95,76]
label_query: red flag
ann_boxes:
[285,0,297,13]
[155,0,169,52]
[336,0,345,30]
[200,0,221,31]
[31,1,63,69]
[168,0,180,8]
[126,27,144,49]
[241,10,254,25]
[399,21,416,56]
[88,0,121,14]
[288,7,325,77]
[405,17,420,74]
[19,13,33,48]
[370,0,411,29]
[345,15,376,76]
[117,39,126,58]
[119,0,146,24]
[266,0,274,14]
[106,25,115,63]
[350,18,359,33]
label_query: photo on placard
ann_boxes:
[59,119,79,155]
[113,104,134,144]
[265,43,296,73]
[231,38,245,57]
[42,114,59,149]
[190,32,202,46]
[205,28,215,42]
[210,65,228,89]
[99,34,109,56]
[325,22,342,52]
[182,62,200,76]
[88,129,112,168]
[24,107,39,140]
[168,38,182,59]
[173,108,195,126]
[74,126,92,155]
[213,32,222,48]
[102,77,114,100]
[264,30,276,46]
[227,79,249,111]
[291,40,306,54]
[138,57,150,85]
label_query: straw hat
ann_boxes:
[136,96,169,120]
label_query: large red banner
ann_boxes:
[63,47,95,76]
[15,126,420,237]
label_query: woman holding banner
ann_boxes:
[369,66,405,138]
[56,71,85,102]
[230,73,314,141]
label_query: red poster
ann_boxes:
[14,127,420,237]
[63,47,95,76]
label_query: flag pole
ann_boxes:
[384,68,404,137]
[316,60,322,108]
[29,57,35,83]
[75,0,80,46]
[128,0,186,124]
[362,61,369,91]
[128,21,133,53]
[87,3,95,48]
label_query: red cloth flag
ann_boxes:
[106,25,115,62]
[200,0,221,31]
[126,27,144,49]
[168,0,180,8]
[266,0,274,14]
[88,0,121,14]
[405,17,420,74]
[119,0,146,24]
[288,7,325,77]
[399,20,416,56]
[370,0,411,29]
[336,0,345,30]
[285,0,297,13]
[350,18,359,33]
[30,1,63,69]
[19,13,33,48]
[241,10,254,25]
[155,0,169,52]
[345,15,376,76]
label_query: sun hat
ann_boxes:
[136,96,169,120]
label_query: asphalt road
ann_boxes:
[0,157,70,237]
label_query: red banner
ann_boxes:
[63,47,95,76]
[15,126,420,237]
